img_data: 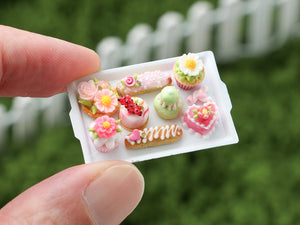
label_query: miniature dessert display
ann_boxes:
[88,115,122,153]
[153,86,183,119]
[182,101,217,137]
[116,70,172,96]
[77,78,119,118]
[118,95,150,131]
[173,53,205,90]
[125,125,183,149]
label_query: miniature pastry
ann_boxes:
[88,115,122,153]
[118,95,149,131]
[125,125,183,149]
[153,86,183,119]
[173,53,205,90]
[77,78,119,118]
[182,102,217,137]
[187,85,210,105]
[116,71,172,96]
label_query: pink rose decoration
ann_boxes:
[78,80,97,101]
[94,116,118,138]
[124,76,136,87]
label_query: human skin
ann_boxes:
[0,25,144,225]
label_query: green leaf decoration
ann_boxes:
[94,78,100,84]
[116,128,122,133]
[121,80,125,84]
[133,74,138,80]
[116,120,120,124]
[78,98,93,108]
[93,132,98,139]
[193,115,199,119]
[193,109,198,114]
[91,105,97,114]
[121,86,125,90]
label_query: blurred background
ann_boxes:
[1,0,300,224]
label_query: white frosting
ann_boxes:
[157,95,182,111]
[125,125,181,146]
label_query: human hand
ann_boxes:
[0,25,144,225]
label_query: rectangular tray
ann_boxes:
[67,51,238,163]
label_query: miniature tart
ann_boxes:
[77,78,119,118]
[182,102,217,137]
[125,124,183,149]
[118,95,149,131]
[116,70,172,96]
[153,86,183,119]
[173,53,205,90]
[89,116,122,153]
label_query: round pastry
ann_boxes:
[153,86,183,119]
[88,116,122,153]
[118,95,149,131]
[173,53,205,90]
[182,102,217,137]
[116,70,172,96]
[77,78,119,118]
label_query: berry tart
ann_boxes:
[118,95,150,131]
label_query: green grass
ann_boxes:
[0,0,300,224]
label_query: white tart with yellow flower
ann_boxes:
[77,78,120,118]
[173,53,205,90]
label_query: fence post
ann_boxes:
[41,93,67,128]
[186,1,213,53]
[155,12,184,59]
[96,37,123,70]
[278,0,300,44]
[11,97,39,142]
[125,24,153,65]
[247,0,274,54]
[216,0,242,61]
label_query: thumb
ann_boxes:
[0,161,144,225]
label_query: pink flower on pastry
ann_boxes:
[78,80,97,101]
[125,76,136,87]
[94,116,117,138]
[94,89,118,113]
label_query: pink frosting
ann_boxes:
[94,89,118,113]
[78,80,97,101]
[183,103,217,136]
[93,116,117,138]
[117,71,171,94]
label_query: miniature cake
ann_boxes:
[88,115,122,152]
[153,86,183,119]
[77,78,119,118]
[118,95,149,131]
[125,124,183,149]
[182,102,217,137]
[116,71,172,96]
[173,53,205,90]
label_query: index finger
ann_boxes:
[0,25,101,97]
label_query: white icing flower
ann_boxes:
[178,53,203,76]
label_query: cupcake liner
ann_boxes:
[175,79,196,90]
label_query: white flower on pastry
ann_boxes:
[178,53,203,76]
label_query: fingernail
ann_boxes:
[83,164,144,225]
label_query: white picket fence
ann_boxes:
[0,0,299,149]
[97,0,300,69]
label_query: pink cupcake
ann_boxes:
[182,102,217,137]
[88,116,122,152]
[173,53,205,90]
